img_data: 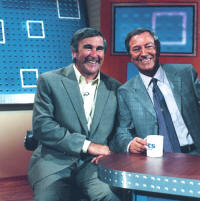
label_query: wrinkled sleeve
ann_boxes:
[111,88,135,153]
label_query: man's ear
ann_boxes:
[71,48,77,59]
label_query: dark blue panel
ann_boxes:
[0,0,88,104]
[114,6,194,54]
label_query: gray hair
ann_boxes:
[71,27,107,53]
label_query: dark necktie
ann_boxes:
[151,78,181,152]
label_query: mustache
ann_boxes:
[84,56,101,64]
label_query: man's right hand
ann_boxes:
[87,142,111,156]
[129,137,147,153]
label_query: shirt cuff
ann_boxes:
[82,140,91,153]
[127,140,132,152]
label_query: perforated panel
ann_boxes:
[0,0,87,104]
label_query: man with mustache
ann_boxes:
[28,27,121,201]
[113,27,200,200]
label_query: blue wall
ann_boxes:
[0,0,88,104]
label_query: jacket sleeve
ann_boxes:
[112,88,135,153]
[191,65,200,106]
[32,74,86,157]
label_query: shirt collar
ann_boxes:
[153,66,165,83]
[73,64,100,85]
[139,65,165,89]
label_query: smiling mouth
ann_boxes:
[138,56,153,64]
[140,58,151,64]
[85,57,100,64]
[88,60,98,64]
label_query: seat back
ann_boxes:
[24,130,38,151]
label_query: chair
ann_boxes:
[24,130,38,151]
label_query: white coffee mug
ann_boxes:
[145,135,164,157]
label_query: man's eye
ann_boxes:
[83,44,92,49]
[145,44,154,49]
[132,47,140,52]
[96,46,104,51]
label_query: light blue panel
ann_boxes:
[136,195,148,201]
[132,192,148,201]
[133,193,181,201]
[127,62,139,81]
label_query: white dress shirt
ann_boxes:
[73,65,100,152]
[140,66,194,146]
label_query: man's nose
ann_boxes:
[90,48,98,57]
[140,47,148,55]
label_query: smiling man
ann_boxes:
[113,27,200,201]
[113,28,200,155]
[28,27,121,201]
[128,31,159,76]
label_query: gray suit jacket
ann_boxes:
[28,64,121,187]
[114,63,200,153]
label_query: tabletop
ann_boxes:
[98,152,200,198]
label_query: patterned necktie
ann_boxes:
[151,78,181,152]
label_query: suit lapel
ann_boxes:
[133,76,156,117]
[61,65,88,134]
[129,66,182,121]
[164,67,182,112]
[89,78,110,136]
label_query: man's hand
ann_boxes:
[91,155,105,164]
[87,142,111,155]
[129,137,147,153]
[87,142,111,164]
